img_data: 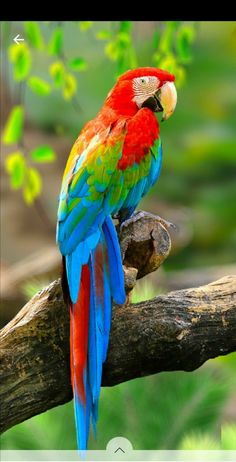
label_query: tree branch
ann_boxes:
[0,213,235,434]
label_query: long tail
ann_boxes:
[62,216,126,450]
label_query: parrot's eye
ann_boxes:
[140,77,149,84]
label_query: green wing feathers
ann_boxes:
[57,125,162,255]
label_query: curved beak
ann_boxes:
[155,81,177,121]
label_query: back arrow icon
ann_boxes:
[14,34,24,45]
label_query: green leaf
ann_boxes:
[159,21,178,55]
[105,29,134,70]
[79,21,93,31]
[49,61,65,86]
[176,25,195,64]
[8,43,31,81]
[30,145,56,163]
[49,27,63,56]
[153,29,160,49]
[117,32,131,47]
[120,21,132,33]
[3,106,24,144]
[96,29,112,40]
[158,54,177,74]
[24,22,44,49]
[5,151,26,189]
[62,73,77,100]
[105,41,119,61]
[105,35,129,62]
[28,76,51,95]
[68,57,87,72]
[157,55,185,88]
[23,167,42,205]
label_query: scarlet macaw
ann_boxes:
[57,67,177,450]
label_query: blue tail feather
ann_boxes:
[74,378,88,451]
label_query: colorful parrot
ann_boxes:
[57,67,177,450]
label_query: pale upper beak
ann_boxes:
[157,81,177,121]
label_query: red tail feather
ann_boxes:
[70,265,90,404]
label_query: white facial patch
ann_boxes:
[132,76,160,108]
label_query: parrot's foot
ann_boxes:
[120,210,178,232]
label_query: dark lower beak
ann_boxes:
[141,91,163,113]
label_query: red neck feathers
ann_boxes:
[104,80,138,117]
[118,108,159,169]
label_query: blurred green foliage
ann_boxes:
[131,279,160,303]
[98,21,137,76]
[153,21,196,86]
[180,423,236,449]
[1,358,234,450]
[2,20,195,205]
[2,21,91,204]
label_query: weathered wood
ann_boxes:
[105,275,236,384]
[1,275,235,434]
[118,210,172,279]
[0,214,235,434]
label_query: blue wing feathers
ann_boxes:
[65,230,101,303]
[102,260,112,361]
[143,142,162,195]
[65,247,82,303]
[102,216,126,305]
[122,176,146,210]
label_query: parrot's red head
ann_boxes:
[105,67,177,120]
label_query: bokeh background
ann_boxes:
[1,21,236,450]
